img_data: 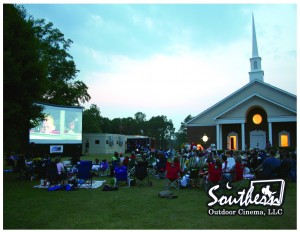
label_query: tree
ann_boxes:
[175,115,193,148]
[3,4,48,152]
[3,4,91,153]
[121,117,137,135]
[134,112,146,135]
[110,118,123,134]
[147,115,175,149]
[31,18,90,106]
[82,104,102,133]
[99,116,111,134]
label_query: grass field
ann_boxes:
[3,154,297,229]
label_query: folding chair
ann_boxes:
[165,161,180,190]
[147,155,156,177]
[187,156,197,170]
[179,156,187,174]
[156,156,167,179]
[204,161,223,191]
[98,160,110,177]
[109,158,120,177]
[127,158,136,175]
[114,165,131,188]
[77,160,93,189]
[228,162,246,191]
[188,167,201,188]
[134,161,150,186]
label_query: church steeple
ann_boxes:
[249,13,264,82]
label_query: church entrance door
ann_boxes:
[250,130,266,150]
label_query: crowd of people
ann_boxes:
[4,144,297,189]
[90,145,297,189]
[4,153,78,185]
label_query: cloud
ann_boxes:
[82,38,252,126]
[74,4,296,130]
[89,14,104,27]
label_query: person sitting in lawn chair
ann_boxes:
[110,152,121,177]
[165,157,181,190]
[92,159,101,175]
[201,158,223,190]
[227,156,244,180]
[55,157,67,185]
[226,156,245,190]
[156,152,167,179]
[98,159,109,177]
[221,155,233,182]
[134,156,150,186]
[114,163,131,188]
[254,149,280,180]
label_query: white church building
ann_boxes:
[186,15,297,151]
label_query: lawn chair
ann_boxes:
[188,167,201,188]
[204,161,223,191]
[179,156,187,174]
[134,161,150,186]
[187,156,197,170]
[98,160,110,177]
[156,155,167,179]
[229,162,245,191]
[114,165,131,188]
[165,160,181,190]
[147,155,156,177]
[77,160,93,189]
[127,158,136,177]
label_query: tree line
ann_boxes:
[3,4,190,153]
[83,105,184,149]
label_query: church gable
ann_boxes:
[187,80,296,126]
[215,94,296,120]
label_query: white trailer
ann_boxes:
[82,133,126,155]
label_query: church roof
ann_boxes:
[186,80,296,126]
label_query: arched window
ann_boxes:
[279,131,290,147]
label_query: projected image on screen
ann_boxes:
[29,103,83,144]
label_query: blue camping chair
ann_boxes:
[77,160,93,189]
[99,160,109,177]
[114,165,131,188]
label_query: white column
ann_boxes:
[219,125,222,150]
[216,124,220,150]
[241,123,245,150]
[268,122,273,145]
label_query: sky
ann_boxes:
[12,3,298,131]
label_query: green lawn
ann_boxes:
[3,154,297,229]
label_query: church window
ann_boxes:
[253,114,262,124]
[279,131,290,147]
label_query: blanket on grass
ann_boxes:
[34,180,106,189]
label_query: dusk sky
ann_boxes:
[15,3,297,131]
